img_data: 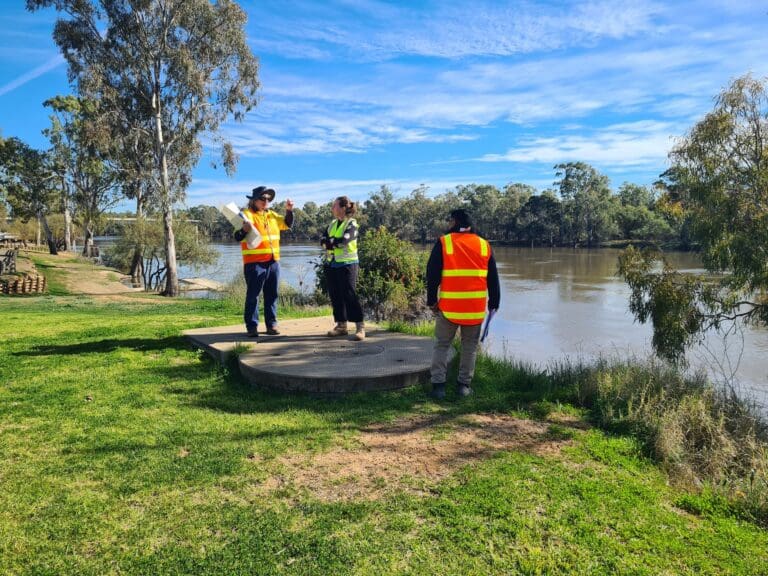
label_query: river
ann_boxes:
[178,242,768,406]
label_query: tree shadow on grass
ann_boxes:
[13,336,193,356]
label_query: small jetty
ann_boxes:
[184,317,450,394]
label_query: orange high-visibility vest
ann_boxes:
[240,209,288,264]
[438,232,491,325]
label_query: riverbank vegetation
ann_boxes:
[1,295,767,574]
[618,75,768,364]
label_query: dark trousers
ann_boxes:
[243,260,280,331]
[327,263,363,323]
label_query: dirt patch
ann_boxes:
[260,413,574,501]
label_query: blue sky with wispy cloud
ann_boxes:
[1,0,766,208]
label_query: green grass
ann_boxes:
[1,296,767,574]
[28,256,71,295]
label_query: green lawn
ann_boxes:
[0,296,766,575]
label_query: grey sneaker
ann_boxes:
[457,383,473,397]
[430,382,446,400]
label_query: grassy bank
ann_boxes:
[1,296,767,574]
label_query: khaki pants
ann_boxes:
[430,311,482,385]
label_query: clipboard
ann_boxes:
[480,308,497,343]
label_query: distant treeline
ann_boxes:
[103,162,692,249]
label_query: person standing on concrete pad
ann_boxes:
[427,209,500,399]
[235,186,294,338]
[321,196,365,341]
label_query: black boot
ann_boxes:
[457,382,473,397]
[431,382,446,400]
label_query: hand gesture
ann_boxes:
[286,198,295,211]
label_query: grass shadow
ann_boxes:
[13,336,193,356]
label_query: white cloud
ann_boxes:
[185,174,520,207]
[0,54,65,97]
[478,121,679,167]
[252,0,663,61]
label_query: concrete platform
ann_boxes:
[184,317,452,394]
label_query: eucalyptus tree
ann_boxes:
[500,183,535,241]
[554,162,617,247]
[0,138,59,254]
[399,185,435,243]
[43,104,74,251]
[29,0,260,295]
[518,191,561,247]
[619,74,768,362]
[44,95,120,257]
[363,185,398,233]
[454,184,503,239]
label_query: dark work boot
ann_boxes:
[430,382,446,400]
[246,326,259,338]
[457,383,473,397]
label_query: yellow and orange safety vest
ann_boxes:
[438,232,491,325]
[240,209,289,264]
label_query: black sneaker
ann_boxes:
[266,327,280,335]
[246,328,259,338]
[457,383,473,397]
[430,382,446,400]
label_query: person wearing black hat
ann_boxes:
[426,208,500,399]
[234,186,294,337]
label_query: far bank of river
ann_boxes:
[112,240,768,407]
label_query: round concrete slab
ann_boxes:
[184,317,452,394]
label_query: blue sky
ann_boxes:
[1,0,767,209]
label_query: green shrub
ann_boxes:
[315,226,428,321]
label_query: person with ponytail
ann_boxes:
[321,196,365,341]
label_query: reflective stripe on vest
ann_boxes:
[327,218,358,264]
[438,232,491,326]
[241,209,281,263]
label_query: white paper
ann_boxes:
[219,202,244,228]
[219,202,261,248]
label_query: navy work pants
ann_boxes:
[243,260,280,331]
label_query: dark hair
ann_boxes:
[335,196,357,216]
[449,208,472,228]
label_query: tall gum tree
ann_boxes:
[44,95,119,257]
[28,0,260,295]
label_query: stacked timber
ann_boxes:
[0,274,47,295]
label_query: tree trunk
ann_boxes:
[36,217,41,246]
[81,219,94,257]
[153,87,179,297]
[40,214,58,255]
[130,192,144,288]
[62,179,72,252]
[64,205,72,252]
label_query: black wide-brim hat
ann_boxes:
[246,186,275,201]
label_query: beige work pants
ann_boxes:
[430,311,482,385]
